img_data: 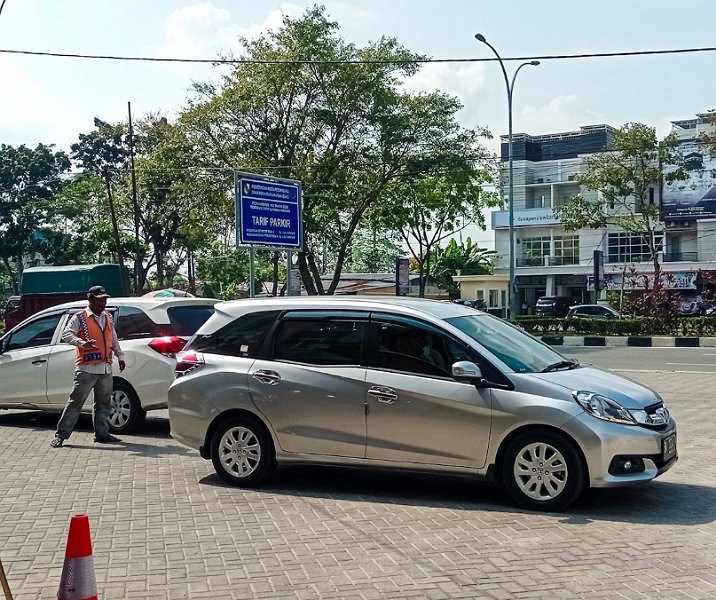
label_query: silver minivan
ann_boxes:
[168,297,677,511]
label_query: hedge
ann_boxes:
[513,316,716,337]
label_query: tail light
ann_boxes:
[174,350,205,377]
[148,336,187,357]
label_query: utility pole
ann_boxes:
[127,102,141,295]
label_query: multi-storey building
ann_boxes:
[485,113,716,313]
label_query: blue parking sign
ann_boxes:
[236,173,302,249]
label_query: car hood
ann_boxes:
[529,365,660,409]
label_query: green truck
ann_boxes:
[3,264,127,332]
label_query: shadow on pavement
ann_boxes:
[0,409,188,457]
[200,464,716,525]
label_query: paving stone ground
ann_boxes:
[1,371,715,599]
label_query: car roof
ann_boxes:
[212,295,478,321]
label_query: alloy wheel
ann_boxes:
[218,426,262,478]
[513,442,568,501]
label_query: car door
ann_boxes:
[247,311,369,458]
[45,311,78,407]
[364,315,492,469]
[0,312,65,405]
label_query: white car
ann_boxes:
[0,297,218,433]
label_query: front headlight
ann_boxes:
[573,391,636,425]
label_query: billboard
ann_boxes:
[661,140,716,220]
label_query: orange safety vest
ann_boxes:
[74,310,114,366]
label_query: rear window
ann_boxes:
[189,310,280,357]
[166,305,217,337]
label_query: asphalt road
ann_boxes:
[559,345,716,375]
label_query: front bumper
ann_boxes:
[562,412,678,488]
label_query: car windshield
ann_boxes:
[445,313,566,373]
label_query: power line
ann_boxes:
[0,0,7,18]
[0,46,715,65]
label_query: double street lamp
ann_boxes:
[474,33,539,319]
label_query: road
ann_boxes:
[1,347,715,599]
[561,345,716,375]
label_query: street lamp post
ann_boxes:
[475,33,539,320]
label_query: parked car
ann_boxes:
[0,297,218,433]
[535,296,577,317]
[566,305,621,319]
[168,297,677,512]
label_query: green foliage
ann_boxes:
[0,143,71,290]
[515,316,716,337]
[378,175,497,296]
[431,238,495,297]
[553,122,686,274]
[195,245,279,299]
[343,228,403,273]
[180,6,494,295]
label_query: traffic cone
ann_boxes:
[57,515,98,600]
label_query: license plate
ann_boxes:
[662,433,677,461]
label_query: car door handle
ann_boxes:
[32,359,47,365]
[368,386,398,404]
[251,369,281,385]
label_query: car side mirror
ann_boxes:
[452,360,484,384]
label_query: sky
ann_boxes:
[1,0,714,249]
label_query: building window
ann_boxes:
[475,290,485,300]
[521,236,550,265]
[488,289,499,307]
[607,232,664,264]
[553,235,579,265]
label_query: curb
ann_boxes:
[541,335,716,347]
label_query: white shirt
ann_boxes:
[61,307,125,374]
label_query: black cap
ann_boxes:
[88,285,110,298]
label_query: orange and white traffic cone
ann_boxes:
[57,515,98,600]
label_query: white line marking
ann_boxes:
[612,369,716,374]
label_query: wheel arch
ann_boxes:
[488,424,590,486]
[200,408,274,460]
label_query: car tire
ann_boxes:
[108,380,146,434]
[502,429,586,512]
[211,416,276,487]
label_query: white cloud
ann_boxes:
[404,62,491,130]
[321,0,381,31]
[520,95,606,136]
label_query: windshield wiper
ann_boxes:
[541,359,580,373]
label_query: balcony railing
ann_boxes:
[516,256,545,267]
[515,255,580,267]
[664,252,698,262]
[548,255,579,266]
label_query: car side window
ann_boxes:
[115,306,159,340]
[191,310,281,358]
[376,322,450,377]
[4,313,63,351]
[273,318,366,366]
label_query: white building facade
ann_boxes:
[491,115,716,313]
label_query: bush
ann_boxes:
[513,316,716,337]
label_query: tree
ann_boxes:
[71,118,134,289]
[180,6,494,295]
[0,143,71,292]
[431,238,495,298]
[343,227,404,273]
[554,122,685,279]
[379,174,497,296]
